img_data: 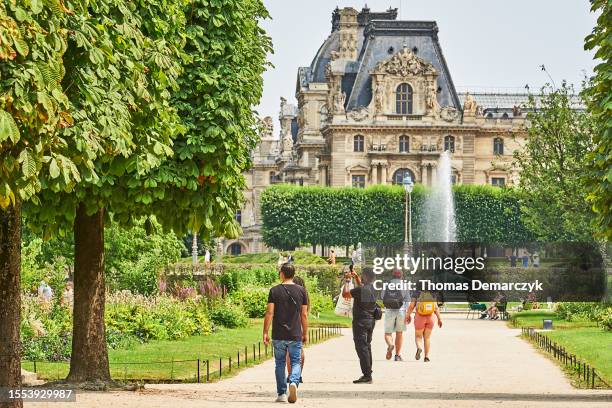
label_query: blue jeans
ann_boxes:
[272,340,302,396]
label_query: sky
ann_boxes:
[256,0,598,125]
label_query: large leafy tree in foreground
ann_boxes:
[0,3,75,405]
[23,0,185,382]
[512,83,596,241]
[583,0,612,240]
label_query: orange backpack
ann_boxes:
[416,292,436,316]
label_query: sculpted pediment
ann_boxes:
[373,47,436,77]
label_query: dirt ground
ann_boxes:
[27,315,612,408]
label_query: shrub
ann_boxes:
[308,291,334,316]
[232,287,269,318]
[209,301,248,328]
[555,302,601,321]
[597,308,612,331]
[105,292,212,342]
[219,266,278,293]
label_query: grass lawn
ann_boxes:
[545,327,612,384]
[510,310,598,330]
[23,315,344,383]
[510,310,611,385]
[311,310,351,327]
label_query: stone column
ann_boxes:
[421,164,427,185]
[371,164,378,185]
[381,165,388,185]
[320,166,327,186]
[431,165,437,186]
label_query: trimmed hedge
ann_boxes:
[261,184,533,248]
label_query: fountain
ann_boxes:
[424,151,457,242]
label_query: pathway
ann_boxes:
[28,315,612,407]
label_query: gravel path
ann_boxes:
[28,315,611,407]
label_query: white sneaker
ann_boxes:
[275,393,288,403]
[288,383,298,403]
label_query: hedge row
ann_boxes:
[260,184,534,248]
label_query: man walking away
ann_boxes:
[342,267,378,384]
[263,263,309,403]
[381,269,410,361]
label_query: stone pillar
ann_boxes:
[431,165,437,186]
[320,166,327,186]
[381,165,388,185]
[371,164,378,185]
[420,164,427,185]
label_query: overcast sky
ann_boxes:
[256,0,598,124]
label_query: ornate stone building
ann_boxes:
[223,6,538,255]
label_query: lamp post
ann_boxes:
[403,174,414,254]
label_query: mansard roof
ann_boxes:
[458,92,585,111]
[299,8,460,111]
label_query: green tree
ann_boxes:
[23,0,186,382]
[135,0,272,240]
[512,83,596,241]
[0,2,74,405]
[583,0,612,239]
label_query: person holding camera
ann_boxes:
[342,267,381,384]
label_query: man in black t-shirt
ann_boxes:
[342,267,377,384]
[263,263,308,403]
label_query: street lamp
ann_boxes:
[403,174,414,253]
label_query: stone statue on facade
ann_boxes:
[426,81,439,115]
[336,91,346,113]
[463,93,477,115]
[374,82,384,113]
[512,105,522,117]
[259,116,273,138]
[282,132,293,153]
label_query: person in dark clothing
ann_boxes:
[342,267,378,384]
[263,263,308,403]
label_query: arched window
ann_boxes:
[392,168,416,185]
[493,137,504,155]
[353,135,364,152]
[228,243,242,255]
[501,112,509,120]
[444,135,455,153]
[486,112,494,119]
[399,135,409,153]
[396,83,413,114]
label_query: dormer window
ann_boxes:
[396,83,413,114]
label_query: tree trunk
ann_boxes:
[67,205,110,383]
[0,202,23,408]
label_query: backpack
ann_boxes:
[416,291,436,316]
[383,288,404,309]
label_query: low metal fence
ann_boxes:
[521,327,610,389]
[23,325,343,383]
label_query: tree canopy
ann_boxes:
[512,83,596,242]
[583,0,612,240]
